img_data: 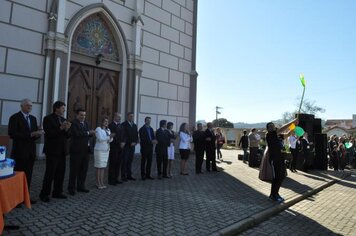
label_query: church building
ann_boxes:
[0,0,198,136]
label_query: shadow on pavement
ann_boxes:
[2,150,346,236]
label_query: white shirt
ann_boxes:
[179,132,192,149]
[94,127,112,151]
[288,135,298,149]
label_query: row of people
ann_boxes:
[8,99,221,203]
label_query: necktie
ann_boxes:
[26,115,31,130]
[80,122,84,129]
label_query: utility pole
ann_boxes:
[215,106,222,127]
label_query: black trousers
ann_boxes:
[249,147,258,167]
[156,152,168,177]
[14,156,35,189]
[195,148,204,173]
[206,148,217,171]
[270,178,283,197]
[40,154,66,196]
[290,148,298,170]
[121,146,135,179]
[141,145,153,178]
[68,149,89,191]
[108,147,122,183]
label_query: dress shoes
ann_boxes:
[127,177,136,181]
[30,199,37,204]
[115,180,123,184]
[52,193,67,199]
[146,176,154,180]
[68,190,75,196]
[39,195,50,203]
[108,182,117,186]
[213,169,220,172]
[77,188,90,193]
[122,178,128,182]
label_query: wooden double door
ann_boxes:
[67,62,119,129]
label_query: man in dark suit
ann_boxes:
[8,99,43,203]
[193,123,206,174]
[108,112,124,185]
[139,117,157,180]
[121,112,138,181]
[205,122,219,172]
[155,120,170,179]
[67,109,95,195]
[39,101,71,202]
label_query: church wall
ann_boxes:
[0,0,50,127]
[138,0,194,131]
[0,0,197,135]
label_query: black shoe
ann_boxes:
[52,193,67,199]
[68,190,75,196]
[39,195,50,202]
[146,176,154,180]
[206,169,211,172]
[163,175,169,178]
[108,182,117,186]
[127,177,136,181]
[77,188,90,193]
[116,180,123,184]
[213,169,220,172]
[122,178,128,182]
[30,199,37,204]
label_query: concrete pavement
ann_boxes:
[2,149,350,235]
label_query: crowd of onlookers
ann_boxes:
[327,134,356,171]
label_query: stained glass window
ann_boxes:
[72,14,120,62]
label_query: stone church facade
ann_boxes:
[0,0,198,135]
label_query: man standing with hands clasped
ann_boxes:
[40,101,71,202]
[139,117,157,180]
[8,98,44,204]
[68,109,95,195]
[121,112,139,181]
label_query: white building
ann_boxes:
[0,0,198,134]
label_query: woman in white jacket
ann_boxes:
[179,123,192,175]
[94,117,114,189]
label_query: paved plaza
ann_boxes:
[241,173,356,236]
[2,149,350,236]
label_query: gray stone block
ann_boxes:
[141,46,159,64]
[0,74,39,101]
[142,62,169,82]
[103,0,134,24]
[178,86,189,102]
[139,77,158,96]
[6,49,45,78]
[142,15,161,35]
[12,3,48,33]
[144,2,171,25]
[186,0,194,11]
[183,102,189,117]
[169,69,183,85]
[11,0,47,11]
[0,0,11,23]
[171,15,185,32]
[184,47,192,61]
[185,21,193,36]
[159,52,178,70]
[178,58,191,73]
[140,96,168,115]
[162,0,181,16]
[172,0,186,7]
[143,31,170,53]
[168,100,182,116]
[170,42,184,58]
[179,32,192,49]
[0,47,5,72]
[158,82,178,100]
[0,23,43,54]
[181,5,193,23]
[161,24,180,43]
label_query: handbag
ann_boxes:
[258,147,273,182]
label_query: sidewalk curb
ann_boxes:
[213,171,352,236]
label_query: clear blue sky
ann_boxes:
[196,0,356,123]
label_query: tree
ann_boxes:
[212,118,234,128]
[280,98,325,124]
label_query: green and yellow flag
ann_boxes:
[300,74,306,87]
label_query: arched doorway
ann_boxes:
[67,13,121,128]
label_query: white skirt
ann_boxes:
[94,149,110,168]
[168,144,175,160]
